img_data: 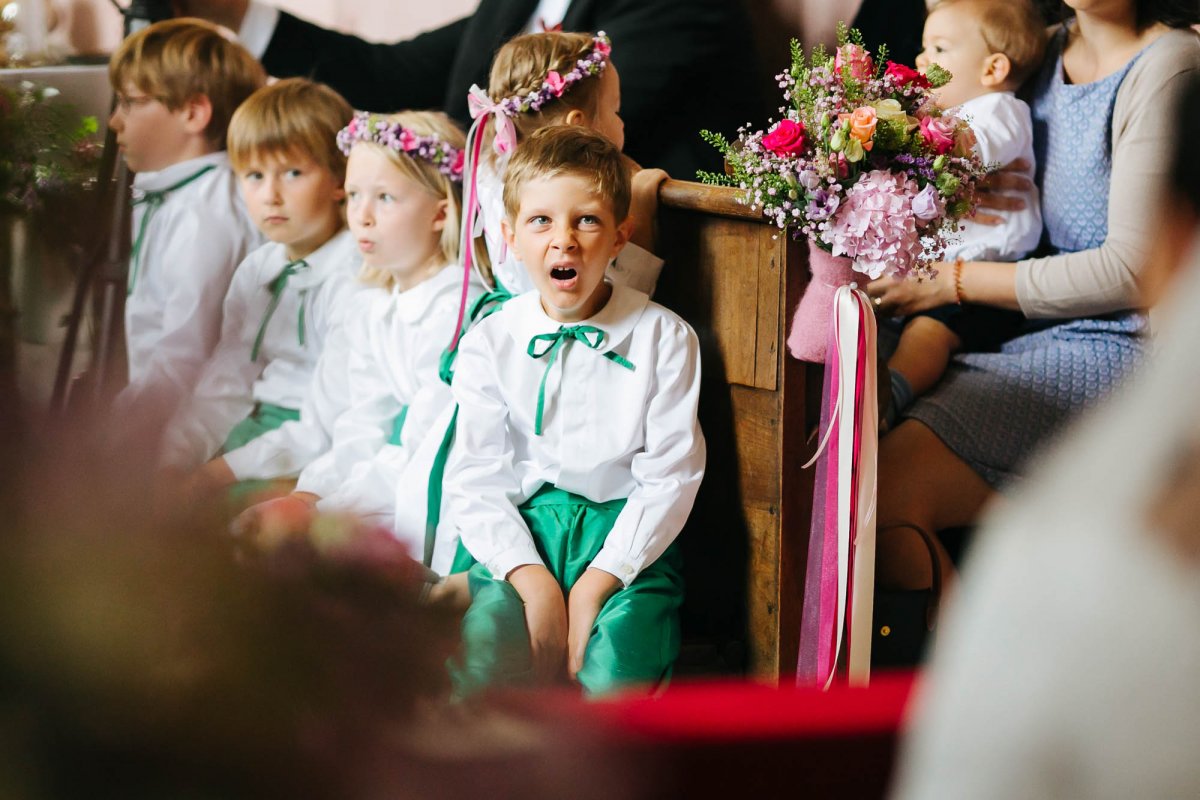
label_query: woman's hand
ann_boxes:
[565,568,621,681]
[627,167,670,252]
[508,564,568,684]
[867,264,958,317]
[973,158,1034,226]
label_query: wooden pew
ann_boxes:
[653,179,818,681]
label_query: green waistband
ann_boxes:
[521,484,627,512]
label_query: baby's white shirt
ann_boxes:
[949,91,1043,262]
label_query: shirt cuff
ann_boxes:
[588,545,641,588]
[484,542,545,581]
[238,2,280,59]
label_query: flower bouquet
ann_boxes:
[701,26,986,687]
[701,24,986,362]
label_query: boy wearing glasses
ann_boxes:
[108,18,265,413]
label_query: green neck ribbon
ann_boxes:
[251,259,309,361]
[127,164,217,296]
[526,324,634,436]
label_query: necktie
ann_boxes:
[527,324,634,436]
[127,164,216,296]
[251,259,308,361]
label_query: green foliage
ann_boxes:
[925,64,953,89]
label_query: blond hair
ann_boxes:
[487,32,605,146]
[109,18,265,149]
[349,111,490,290]
[227,79,353,184]
[502,125,631,224]
[930,0,1048,87]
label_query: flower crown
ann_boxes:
[495,31,611,117]
[336,112,465,182]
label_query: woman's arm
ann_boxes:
[868,260,1021,316]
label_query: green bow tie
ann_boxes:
[251,259,309,361]
[126,164,216,296]
[527,324,635,436]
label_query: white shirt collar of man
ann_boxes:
[132,151,229,196]
[254,227,356,290]
[501,282,649,355]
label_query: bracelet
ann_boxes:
[953,258,966,305]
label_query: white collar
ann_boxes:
[132,151,228,195]
[256,228,356,289]
[388,263,460,323]
[502,283,649,355]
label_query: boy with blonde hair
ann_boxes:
[447,126,705,696]
[109,18,265,411]
[165,79,360,495]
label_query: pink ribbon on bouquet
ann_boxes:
[796,285,879,689]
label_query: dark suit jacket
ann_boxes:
[260,0,765,177]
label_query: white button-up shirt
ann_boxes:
[446,284,705,586]
[164,229,361,468]
[299,264,466,519]
[119,152,262,411]
[476,161,664,297]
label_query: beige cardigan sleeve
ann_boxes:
[1015,29,1200,319]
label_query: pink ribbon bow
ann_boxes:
[467,84,518,155]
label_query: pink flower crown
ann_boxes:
[336,112,465,182]
[498,31,611,117]
[466,32,612,155]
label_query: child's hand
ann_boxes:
[232,491,318,547]
[508,564,568,684]
[182,457,236,503]
[627,167,670,252]
[566,568,621,682]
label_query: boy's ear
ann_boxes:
[431,198,450,232]
[563,108,588,127]
[180,93,214,136]
[612,215,633,258]
[980,53,1012,89]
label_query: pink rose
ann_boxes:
[399,129,418,150]
[919,115,955,155]
[762,118,807,157]
[451,150,465,175]
[884,61,931,89]
[594,38,611,57]
[835,44,875,81]
[544,70,566,97]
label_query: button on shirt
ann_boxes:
[299,263,468,518]
[119,152,262,411]
[476,162,664,297]
[446,284,706,587]
[164,229,360,468]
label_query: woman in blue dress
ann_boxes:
[866,0,1200,590]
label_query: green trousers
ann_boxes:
[453,485,683,697]
[219,402,300,501]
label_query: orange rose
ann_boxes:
[839,106,877,151]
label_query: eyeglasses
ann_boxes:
[114,93,161,113]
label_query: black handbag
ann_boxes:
[871,522,942,669]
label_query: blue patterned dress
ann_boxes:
[905,28,1151,487]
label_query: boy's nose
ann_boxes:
[551,227,578,250]
[915,51,929,69]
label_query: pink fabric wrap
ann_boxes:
[786,241,860,363]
